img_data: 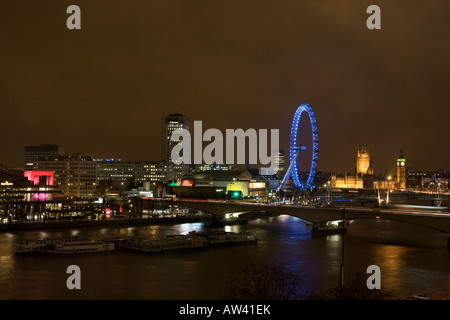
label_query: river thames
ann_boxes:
[0,215,448,300]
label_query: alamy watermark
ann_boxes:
[170,121,280,175]
[66,265,81,290]
[65,5,381,31]
[366,265,381,289]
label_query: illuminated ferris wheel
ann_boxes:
[278,103,319,192]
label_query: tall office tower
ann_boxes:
[356,147,371,175]
[259,149,285,177]
[24,144,65,170]
[396,149,406,190]
[163,114,190,181]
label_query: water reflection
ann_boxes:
[0,248,16,283]
[0,217,447,299]
[146,226,160,239]
[374,245,407,291]
[326,234,341,242]
[174,223,205,235]
[70,230,80,237]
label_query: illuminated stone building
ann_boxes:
[356,147,374,175]
[332,148,374,189]
[396,149,406,190]
[331,172,363,189]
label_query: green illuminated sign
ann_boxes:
[229,191,242,199]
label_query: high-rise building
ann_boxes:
[33,154,97,197]
[258,149,284,178]
[356,147,371,175]
[163,114,190,181]
[24,144,64,170]
[275,150,285,173]
[396,149,406,190]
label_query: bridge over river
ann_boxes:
[171,199,450,234]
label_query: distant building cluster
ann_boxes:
[0,112,290,202]
[1,112,447,224]
[0,113,448,203]
[15,114,190,198]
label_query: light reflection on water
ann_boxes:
[0,215,448,299]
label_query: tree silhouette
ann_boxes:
[227,263,304,300]
[228,264,393,300]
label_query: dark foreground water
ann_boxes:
[0,215,448,300]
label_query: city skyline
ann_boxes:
[1,1,449,174]
[1,1,449,305]
[15,138,448,177]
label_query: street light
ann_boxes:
[339,207,345,299]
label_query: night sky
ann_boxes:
[1,1,449,175]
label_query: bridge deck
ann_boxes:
[167,199,450,234]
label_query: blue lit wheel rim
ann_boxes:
[289,103,319,190]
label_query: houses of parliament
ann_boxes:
[331,147,407,190]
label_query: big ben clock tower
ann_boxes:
[396,149,406,190]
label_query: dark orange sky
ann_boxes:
[1,1,449,175]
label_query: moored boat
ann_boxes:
[125,235,207,253]
[188,230,258,246]
[15,237,84,254]
[46,240,115,254]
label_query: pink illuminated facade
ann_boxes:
[33,193,49,201]
[24,171,54,186]
[24,171,54,201]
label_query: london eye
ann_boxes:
[278,103,319,192]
